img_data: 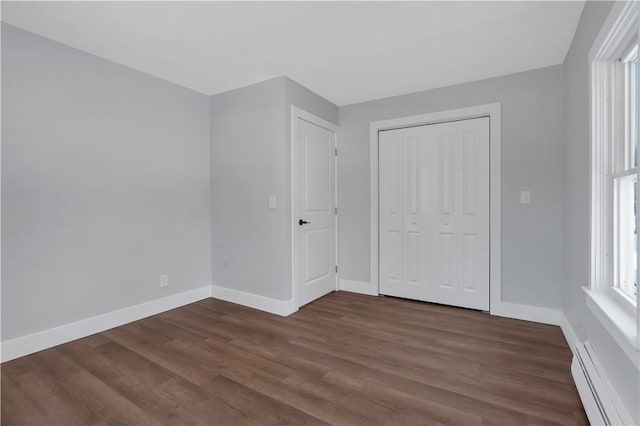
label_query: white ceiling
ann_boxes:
[2,1,584,106]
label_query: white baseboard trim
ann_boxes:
[211,285,298,317]
[339,279,379,296]
[493,302,562,325]
[0,285,569,363]
[1,285,212,363]
[563,315,638,423]
[572,341,635,426]
[560,313,579,353]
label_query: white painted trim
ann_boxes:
[339,279,379,296]
[584,288,640,369]
[572,343,615,426]
[589,1,638,64]
[291,106,339,308]
[563,316,638,424]
[493,302,561,326]
[369,103,501,314]
[589,0,639,295]
[1,285,212,362]
[573,341,635,426]
[291,106,338,135]
[588,0,640,370]
[571,358,606,426]
[560,313,579,354]
[212,285,298,317]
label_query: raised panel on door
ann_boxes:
[428,117,489,310]
[294,117,336,307]
[379,129,404,297]
[429,122,459,300]
[403,129,429,301]
[458,118,490,310]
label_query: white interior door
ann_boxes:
[294,116,337,307]
[379,117,489,310]
[428,118,489,310]
[379,127,429,300]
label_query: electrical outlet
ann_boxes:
[160,274,168,288]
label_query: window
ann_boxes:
[614,42,639,302]
[589,0,639,356]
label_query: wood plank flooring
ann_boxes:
[1,291,587,425]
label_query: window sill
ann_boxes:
[583,287,639,369]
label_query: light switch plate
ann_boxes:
[160,274,168,288]
[268,195,277,209]
[520,190,531,204]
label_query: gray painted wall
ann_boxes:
[5,18,636,421]
[563,2,639,422]
[210,77,288,300]
[284,77,339,126]
[210,76,337,301]
[1,24,211,340]
[338,65,566,309]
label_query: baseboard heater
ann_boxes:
[571,341,629,425]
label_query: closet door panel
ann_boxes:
[379,129,404,297]
[403,128,429,301]
[428,118,490,310]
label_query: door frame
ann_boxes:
[370,103,501,314]
[291,106,339,308]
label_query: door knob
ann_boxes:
[298,219,310,226]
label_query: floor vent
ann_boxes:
[571,341,628,426]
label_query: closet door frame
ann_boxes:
[369,103,501,315]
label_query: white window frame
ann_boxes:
[588,0,640,367]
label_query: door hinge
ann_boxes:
[335,265,338,273]
[335,147,338,156]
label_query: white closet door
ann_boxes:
[402,127,429,301]
[378,117,489,311]
[379,129,405,297]
[428,118,489,310]
[379,127,429,300]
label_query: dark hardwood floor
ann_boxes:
[1,291,587,425]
